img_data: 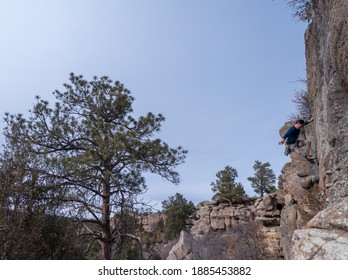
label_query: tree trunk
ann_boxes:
[102,237,112,260]
[102,186,112,260]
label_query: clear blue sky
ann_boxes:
[0,0,307,209]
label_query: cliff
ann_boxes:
[167,194,285,260]
[279,0,348,259]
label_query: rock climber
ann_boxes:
[278,117,314,157]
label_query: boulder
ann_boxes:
[167,231,193,260]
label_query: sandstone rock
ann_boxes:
[210,209,226,230]
[279,0,348,259]
[255,217,280,227]
[306,0,348,205]
[280,204,297,259]
[137,212,166,232]
[263,195,276,211]
[306,197,348,231]
[284,194,294,206]
[253,198,262,209]
[167,231,193,260]
[188,194,283,259]
[292,228,348,259]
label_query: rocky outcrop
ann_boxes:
[292,228,348,259]
[189,200,255,236]
[167,193,285,260]
[190,195,283,237]
[279,0,348,259]
[167,231,193,260]
[140,212,166,232]
[291,196,348,259]
[278,125,323,258]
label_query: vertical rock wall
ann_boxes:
[306,0,348,203]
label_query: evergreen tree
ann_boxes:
[211,166,246,205]
[247,161,276,198]
[0,117,84,259]
[162,193,195,240]
[4,73,187,259]
[112,211,144,260]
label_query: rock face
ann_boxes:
[168,194,285,260]
[291,197,348,259]
[167,231,193,260]
[190,196,283,238]
[279,0,348,259]
[306,0,348,203]
[140,212,166,232]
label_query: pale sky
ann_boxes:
[0,0,308,209]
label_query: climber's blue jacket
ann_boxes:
[282,121,309,144]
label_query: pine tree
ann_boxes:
[247,161,276,198]
[162,193,195,240]
[4,73,187,259]
[0,117,84,259]
[211,166,246,205]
